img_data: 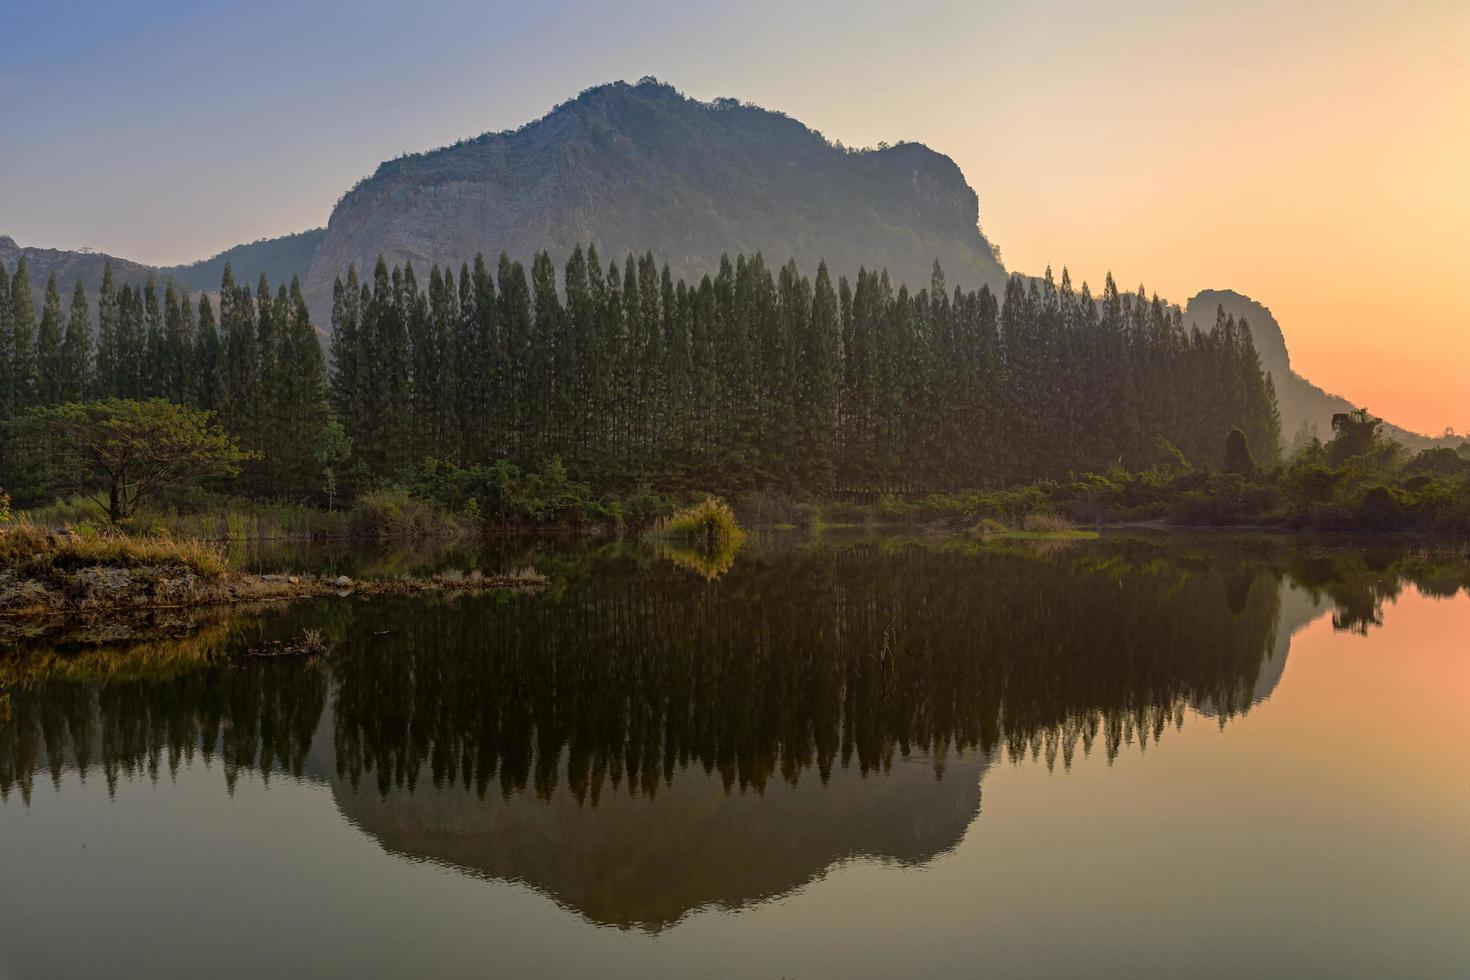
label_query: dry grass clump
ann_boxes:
[1021,513,1076,534]
[0,521,227,578]
[248,627,331,658]
[428,566,548,590]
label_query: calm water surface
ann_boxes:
[2,535,1466,978]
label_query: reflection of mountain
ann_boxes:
[314,708,985,931]
[8,537,1463,928]
[1193,581,1326,717]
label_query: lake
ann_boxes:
[2,533,1466,978]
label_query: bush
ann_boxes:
[649,498,745,549]
[351,488,466,539]
[972,517,1008,537]
[1355,485,1413,530]
[620,483,675,529]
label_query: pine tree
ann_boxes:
[803,262,840,491]
[142,277,164,398]
[162,281,195,403]
[196,292,220,411]
[36,274,65,406]
[61,280,91,402]
[94,263,119,399]
[0,263,12,418]
[9,257,37,413]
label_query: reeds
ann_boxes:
[0,521,227,577]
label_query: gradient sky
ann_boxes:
[2,0,1465,433]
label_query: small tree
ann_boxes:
[1327,408,1382,467]
[314,419,353,510]
[10,399,254,523]
[1223,427,1257,476]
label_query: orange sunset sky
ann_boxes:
[4,0,1465,434]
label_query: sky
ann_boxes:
[2,0,1466,434]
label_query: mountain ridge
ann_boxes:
[302,77,1008,315]
[0,229,323,304]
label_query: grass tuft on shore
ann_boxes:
[0,521,228,578]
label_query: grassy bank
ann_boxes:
[0,521,228,577]
[0,518,547,638]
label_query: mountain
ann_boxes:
[3,79,1451,452]
[162,228,323,293]
[0,234,158,300]
[0,228,322,306]
[301,77,1007,315]
[1185,289,1448,453]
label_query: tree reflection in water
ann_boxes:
[1,536,1464,929]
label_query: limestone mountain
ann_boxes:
[301,77,1007,316]
[1185,288,1448,453]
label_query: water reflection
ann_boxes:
[2,536,1465,931]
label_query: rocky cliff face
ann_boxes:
[1185,288,1446,452]
[302,78,1007,315]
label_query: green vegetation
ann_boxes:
[7,399,253,522]
[325,252,1280,495]
[650,498,744,546]
[859,410,1470,534]
[349,487,473,540]
[19,240,1462,541]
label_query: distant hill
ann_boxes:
[0,235,158,302]
[162,228,323,293]
[0,228,322,308]
[302,77,1007,315]
[1185,289,1449,453]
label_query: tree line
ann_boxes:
[0,257,325,500]
[326,248,1280,494]
[0,246,1281,504]
[4,541,1293,804]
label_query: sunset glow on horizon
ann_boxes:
[3,0,1465,433]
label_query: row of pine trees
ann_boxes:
[328,247,1280,492]
[0,246,1280,503]
[0,257,325,498]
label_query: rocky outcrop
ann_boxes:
[1185,288,1448,452]
[302,78,1007,316]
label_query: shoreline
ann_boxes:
[0,564,548,645]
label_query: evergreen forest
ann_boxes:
[0,246,1284,508]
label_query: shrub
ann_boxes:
[351,487,466,539]
[649,497,745,550]
[621,483,674,529]
[972,517,1008,537]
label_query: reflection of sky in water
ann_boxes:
[1,539,1466,977]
